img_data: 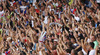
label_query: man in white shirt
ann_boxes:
[19,1,27,13]
[97,0,100,3]
[0,10,4,18]
[89,42,95,55]
[43,10,48,24]
[33,0,36,6]
[0,6,4,18]
[20,6,27,11]
[43,16,48,24]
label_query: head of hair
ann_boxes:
[71,49,78,55]
[52,45,57,50]
[20,51,26,55]
[89,42,94,49]
[78,51,84,55]
[66,49,71,53]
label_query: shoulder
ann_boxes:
[89,50,95,55]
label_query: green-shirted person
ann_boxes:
[90,35,99,49]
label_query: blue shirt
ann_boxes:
[18,1,22,5]
[29,0,33,3]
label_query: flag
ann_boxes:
[35,9,40,13]
[39,31,47,42]
[69,0,73,6]
[73,8,76,14]
[1,14,3,16]
[5,51,10,55]
[13,1,16,5]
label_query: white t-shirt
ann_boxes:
[75,28,78,31]
[48,5,51,9]
[89,49,95,55]
[42,11,45,15]
[33,0,36,6]
[10,1,15,6]
[31,20,34,27]
[82,49,87,55]
[39,51,42,55]
[2,53,5,55]
[44,16,48,24]
[74,16,80,21]
[97,0,100,3]
[87,38,91,43]
[20,6,27,11]
[50,9,54,11]
[0,10,4,18]
[73,43,78,46]
[73,14,80,21]
[6,29,9,35]
[53,3,58,6]
[31,16,34,27]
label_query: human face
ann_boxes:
[0,24,1,29]
[90,36,96,42]
[97,34,100,43]
[0,7,2,11]
[71,38,75,43]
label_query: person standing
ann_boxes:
[89,42,96,55]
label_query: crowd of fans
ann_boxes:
[0,0,100,55]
